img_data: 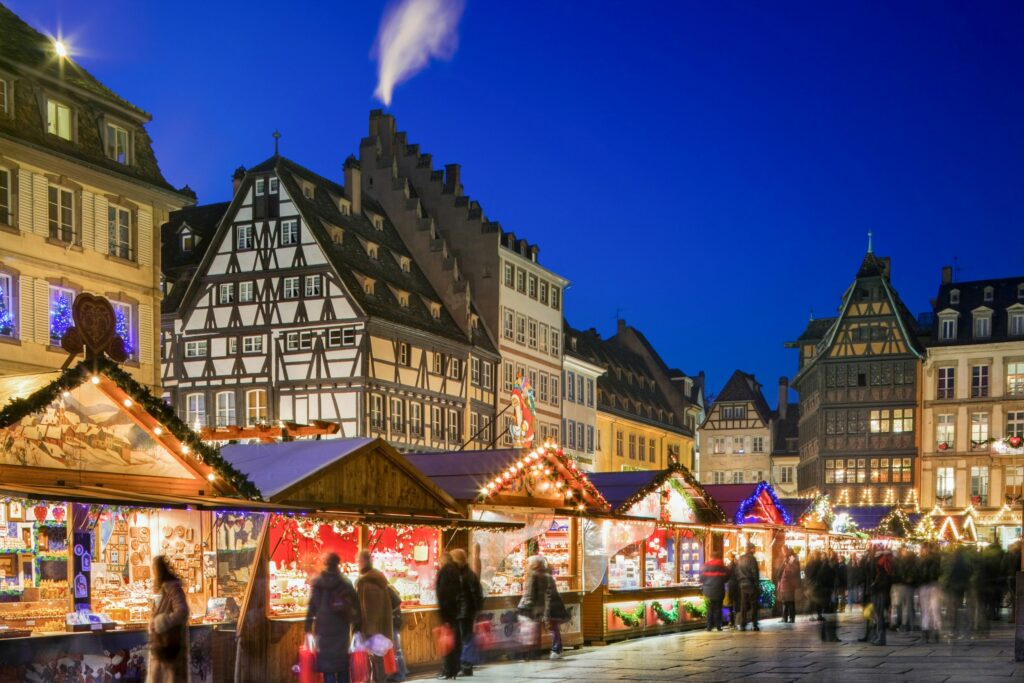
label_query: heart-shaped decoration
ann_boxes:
[72,294,117,355]
[61,327,84,355]
[34,504,49,522]
[107,336,128,363]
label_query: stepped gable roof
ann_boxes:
[714,370,772,423]
[569,326,684,432]
[160,202,230,314]
[929,274,1024,346]
[0,4,178,192]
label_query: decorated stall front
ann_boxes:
[0,359,270,682]
[222,438,520,682]
[406,442,611,654]
[581,465,727,643]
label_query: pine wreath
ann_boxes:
[650,600,679,624]
[612,603,645,628]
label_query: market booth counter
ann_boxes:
[220,438,522,682]
[406,443,612,654]
[581,465,727,643]
[0,361,271,682]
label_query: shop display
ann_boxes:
[608,543,642,590]
[484,516,576,596]
[677,534,703,587]
[369,526,440,606]
[644,530,675,588]
[268,517,359,618]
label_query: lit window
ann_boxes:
[970,466,989,501]
[245,390,267,426]
[186,393,206,427]
[111,301,135,359]
[936,414,955,449]
[46,99,73,140]
[238,281,254,303]
[869,409,890,433]
[105,122,130,164]
[237,224,254,250]
[936,467,954,502]
[215,392,236,427]
[1008,362,1024,396]
[0,272,14,337]
[970,412,989,449]
[1006,466,1024,501]
[1007,411,1024,439]
[892,408,913,433]
[107,206,132,260]
[48,186,75,243]
[281,219,299,246]
[48,286,75,344]
[304,275,321,297]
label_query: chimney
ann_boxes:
[941,265,952,284]
[879,256,891,279]
[343,156,362,216]
[617,318,627,336]
[778,377,789,419]
[232,166,246,196]
[444,164,462,195]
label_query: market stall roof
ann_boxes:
[587,464,727,524]
[701,482,794,526]
[0,359,260,499]
[222,438,467,519]
[833,506,922,532]
[406,445,610,511]
[0,482,305,512]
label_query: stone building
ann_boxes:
[562,324,606,470]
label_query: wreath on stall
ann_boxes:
[612,603,645,628]
[650,600,679,624]
[681,599,707,619]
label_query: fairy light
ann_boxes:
[61,391,70,399]
[207,473,216,482]
[123,398,133,408]
[154,426,163,436]
[90,375,100,385]
[181,445,190,455]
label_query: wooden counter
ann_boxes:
[581,585,706,644]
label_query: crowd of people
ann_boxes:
[700,540,1021,645]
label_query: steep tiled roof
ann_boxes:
[928,275,1024,346]
[160,202,230,314]
[771,404,800,455]
[714,370,772,423]
[797,318,836,342]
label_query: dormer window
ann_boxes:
[339,200,351,215]
[983,286,994,302]
[269,178,278,194]
[363,279,375,296]
[950,289,960,305]
[939,312,958,341]
[1018,283,1024,300]
[372,215,384,230]
[430,302,441,319]
[330,228,343,245]
[181,228,195,252]
[46,98,73,140]
[255,179,265,196]
[973,309,992,339]
[400,257,411,273]
[366,242,379,260]
[397,291,409,308]
[302,182,314,199]
[104,122,131,165]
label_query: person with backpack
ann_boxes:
[304,553,358,683]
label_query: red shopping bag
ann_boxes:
[474,619,494,652]
[382,648,398,675]
[349,650,370,683]
[298,635,318,683]
[433,624,455,656]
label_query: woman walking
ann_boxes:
[356,551,399,683]
[435,549,483,678]
[777,549,801,624]
[148,555,190,683]
[519,556,568,660]
[304,553,358,683]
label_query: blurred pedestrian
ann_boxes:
[737,544,761,631]
[519,556,568,661]
[148,555,190,683]
[777,549,801,624]
[918,543,942,643]
[892,548,917,632]
[387,583,407,682]
[941,545,972,640]
[870,548,894,646]
[804,550,823,621]
[725,553,741,628]
[701,550,727,631]
[304,553,358,683]
[356,551,399,683]
[436,549,483,678]
[817,552,839,642]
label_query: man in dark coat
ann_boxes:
[870,549,894,646]
[701,551,728,631]
[305,553,358,683]
[737,545,761,631]
[725,553,741,628]
[436,549,483,678]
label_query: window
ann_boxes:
[550,376,559,406]
[269,178,279,194]
[566,371,575,402]
[577,423,585,453]
[615,430,623,457]
[218,283,234,304]
[48,286,75,344]
[105,205,133,260]
[870,409,890,433]
[550,287,561,311]
[213,391,236,427]
[566,420,575,448]
[255,179,265,196]
[937,367,955,399]
[752,436,764,452]
[185,393,206,428]
[983,286,994,302]
[936,467,955,502]
[1007,362,1024,395]
[528,275,537,299]
[399,342,410,367]
[111,301,135,359]
[184,339,207,358]
[48,186,74,242]
[539,281,549,305]
[287,331,313,351]
[482,361,493,390]
[1007,411,1024,439]
[586,379,594,407]
[516,269,526,293]
[711,471,726,485]
[733,437,745,454]
[239,281,254,303]
[228,337,238,355]
[503,262,513,288]
[970,412,989,448]
[390,397,405,433]
[180,229,195,252]
[973,312,991,339]
[503,309,514,340]
[242,335,263,353]
[550,330,560,357]
[950,289,960,305]
[46,99,73,140]
[723,406,733,419]
[0,79,7,115]
[432,406,443,439]
[636,435,645,460]
[731,471,744,484]
[0,168,10,226]
[1006,466,1024,501]
[970,466,989,501]
[936,414,955,448]
[713,438,726,454]
[892,408,913,433]
[587,426,595,453]
[539,324,548,353]
[1011,312,1024,337]
[971,365,989,398]
[628,433,636,459]
[304,275,321,297]
[515,315,526,345]
[576,375,584,405]
[780,466,794,484]
[433,353,444,375]
[366,242,378,260]
[448,358,461,380]
[237,224,254,250]
[504,362,514,392]
[0,273,14,337]
[105,122,130,164]
[538,373,548,403]
[470,357,481,386]
[527,319,537,348]
[370,395,384,430]
[283,277,300,299]
[447,409,460,442]
[939,316,956,341]
[410,403,423,436]
[281,219,299,246]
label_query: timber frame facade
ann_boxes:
[791,251,924,506]
[161,155,499,451]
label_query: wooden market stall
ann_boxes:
[406,442,611,654]
[0,359,273,682]
[221,438,522,682]
[581,464,727,643]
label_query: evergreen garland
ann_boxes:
[650,600,679,624]
[0,358,262,500]
[611,603,645,628]
[681,599,707,619]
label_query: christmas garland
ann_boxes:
[757,578,776,609]
[650,600,679,624]
[611,603,645,628]
[681,598,707,619]
[615,463,727,523]
[0,358,261,499]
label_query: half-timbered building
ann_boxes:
[161,155,499,450]
[790,248,924,505]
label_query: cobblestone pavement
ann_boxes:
[412,613,1024,682]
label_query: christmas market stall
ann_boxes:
[406,442,611,653]
[580,464,727,643]
[0,357,275,683]
[220,438,522,681]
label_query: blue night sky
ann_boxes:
[12,0,1023,403]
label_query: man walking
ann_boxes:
[870,549,894,646]
[737,544,761,631]
[701,551,728,631]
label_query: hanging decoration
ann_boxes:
[613,464,727,524]
[508,370,536,447]
[476,441,609,511]
[650,600,679,625]
[611,603,645,628]
[734,481,792,526]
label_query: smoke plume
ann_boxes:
[372,0,466,106]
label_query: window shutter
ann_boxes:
[138,303,153,364]
[31,173,47,237]
[18,275,33,342]
[137,208,153,267]
[34,278,49,344]
[79,191,94,251]
[91,193,107,253]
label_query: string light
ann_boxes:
[154,426,163,436]
[90,375,100,385]
[123,398,133,408]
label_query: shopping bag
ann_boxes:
[517,617,538,647]
[863,603,875,621]
[349,650,370,683]
[433,624,455,656]
[474,619,494,652]
[298,634,318,683]
[723,593,731,608]
[382,648,398,675]
[366,634,393,657]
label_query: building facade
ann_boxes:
[771,380,801,497]
[562,327,606,470]
[791,251,924,506]
[0,5,188,386]
[161,155,498,450]
[358,111,568,446]
[699,371,774,485]
[920,267,1024,544]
